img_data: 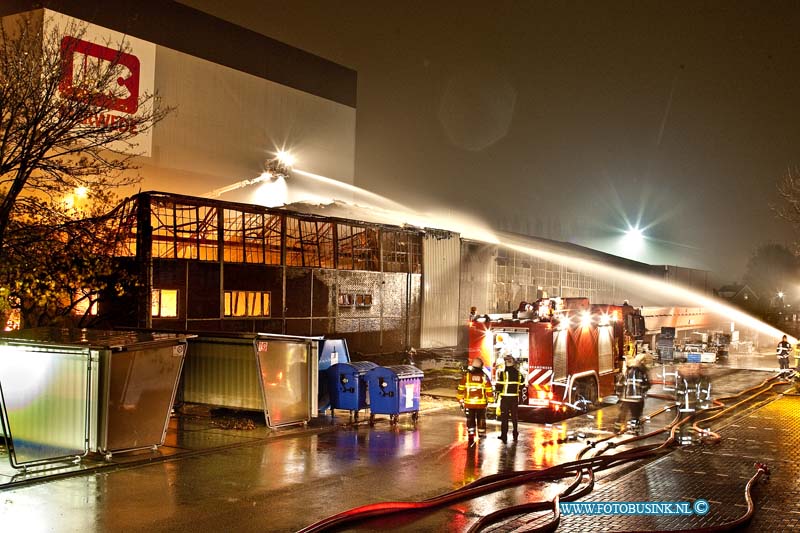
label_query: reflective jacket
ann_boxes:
[777,341,791,357]
[622,365,650,402]
[457,369,494,408]
[495,367,524,398]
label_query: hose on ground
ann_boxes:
[298,373,781,533]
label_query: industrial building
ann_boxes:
[95,190,700,356]
[2,2,711,355]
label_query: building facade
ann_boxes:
[1,1,358,201]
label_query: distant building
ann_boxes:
[653,265,712,294]
[1,1,357,198]
[716,283,759,307]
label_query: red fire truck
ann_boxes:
[468,297,645,417]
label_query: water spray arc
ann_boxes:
[497,232,792,342]
[209,161,791,343]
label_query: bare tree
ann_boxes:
[775,168,800,228]
[0,14,169,248]
[0,14,171,327]
[0,196,140,327]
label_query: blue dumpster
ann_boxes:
[318,339,351,414]
[366,365,424,425]
[328,361,377,421]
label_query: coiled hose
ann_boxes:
[297,373,780,533]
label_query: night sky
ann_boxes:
[180,0,800,282]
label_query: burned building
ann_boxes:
[102,192,424,355]
[97,191,672,356]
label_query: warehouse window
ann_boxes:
[381,231,422,273]
[224,291,271,317]
[152,289,178,318]
[151,200,218,261]
[338,293,372,307]
[285,217,334,268]
[337,224,379,271]
[223,210,282,264]
[355,293,373,307]
[73,289,98,317]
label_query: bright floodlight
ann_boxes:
[778,291,785,299]
[625,227,644,241]
[276,150,296,167]
[74,186,89,198]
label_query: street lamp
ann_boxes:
[621,226,646,258]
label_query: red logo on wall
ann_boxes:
[59,36,140,114]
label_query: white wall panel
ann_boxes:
[421,234,461,348]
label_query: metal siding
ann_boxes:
[421,234,461,348]
[182,337,262,410]
[0,343,91,466]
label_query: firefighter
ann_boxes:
[616,353,650,433]
[777,335,791,370]
[495,354,524,442]
[457,358,494,441]
[795,341,800,369]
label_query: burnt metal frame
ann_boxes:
[117,192,423,348]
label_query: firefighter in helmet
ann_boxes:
[616,353,650,433]
[777,335,791,370]
[495,354,524,442]
[457,358,494,441]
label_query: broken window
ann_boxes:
[151,199,218,261]
[285,217,334,268]
[337,224,379,271]
[223,209,282,264]
[381,231,422,273]
[109,197,137,257]
[224,291,271,317]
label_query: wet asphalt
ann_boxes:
[0,353,788,532]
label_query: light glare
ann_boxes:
[276,150,296,167]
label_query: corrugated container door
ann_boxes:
[421,233,461,348]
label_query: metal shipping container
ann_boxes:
[0,329,191,467]
[0,339,93,468]
[254,333,320,428]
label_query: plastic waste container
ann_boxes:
[365,365,424,425]
[318,339,351,414]
[328,361,377,421]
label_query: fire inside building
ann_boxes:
[0,1,713,358]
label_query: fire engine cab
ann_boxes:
[468,297,644,417]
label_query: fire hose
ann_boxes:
[297,374,780,533]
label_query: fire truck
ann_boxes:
[468,297,645,417]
